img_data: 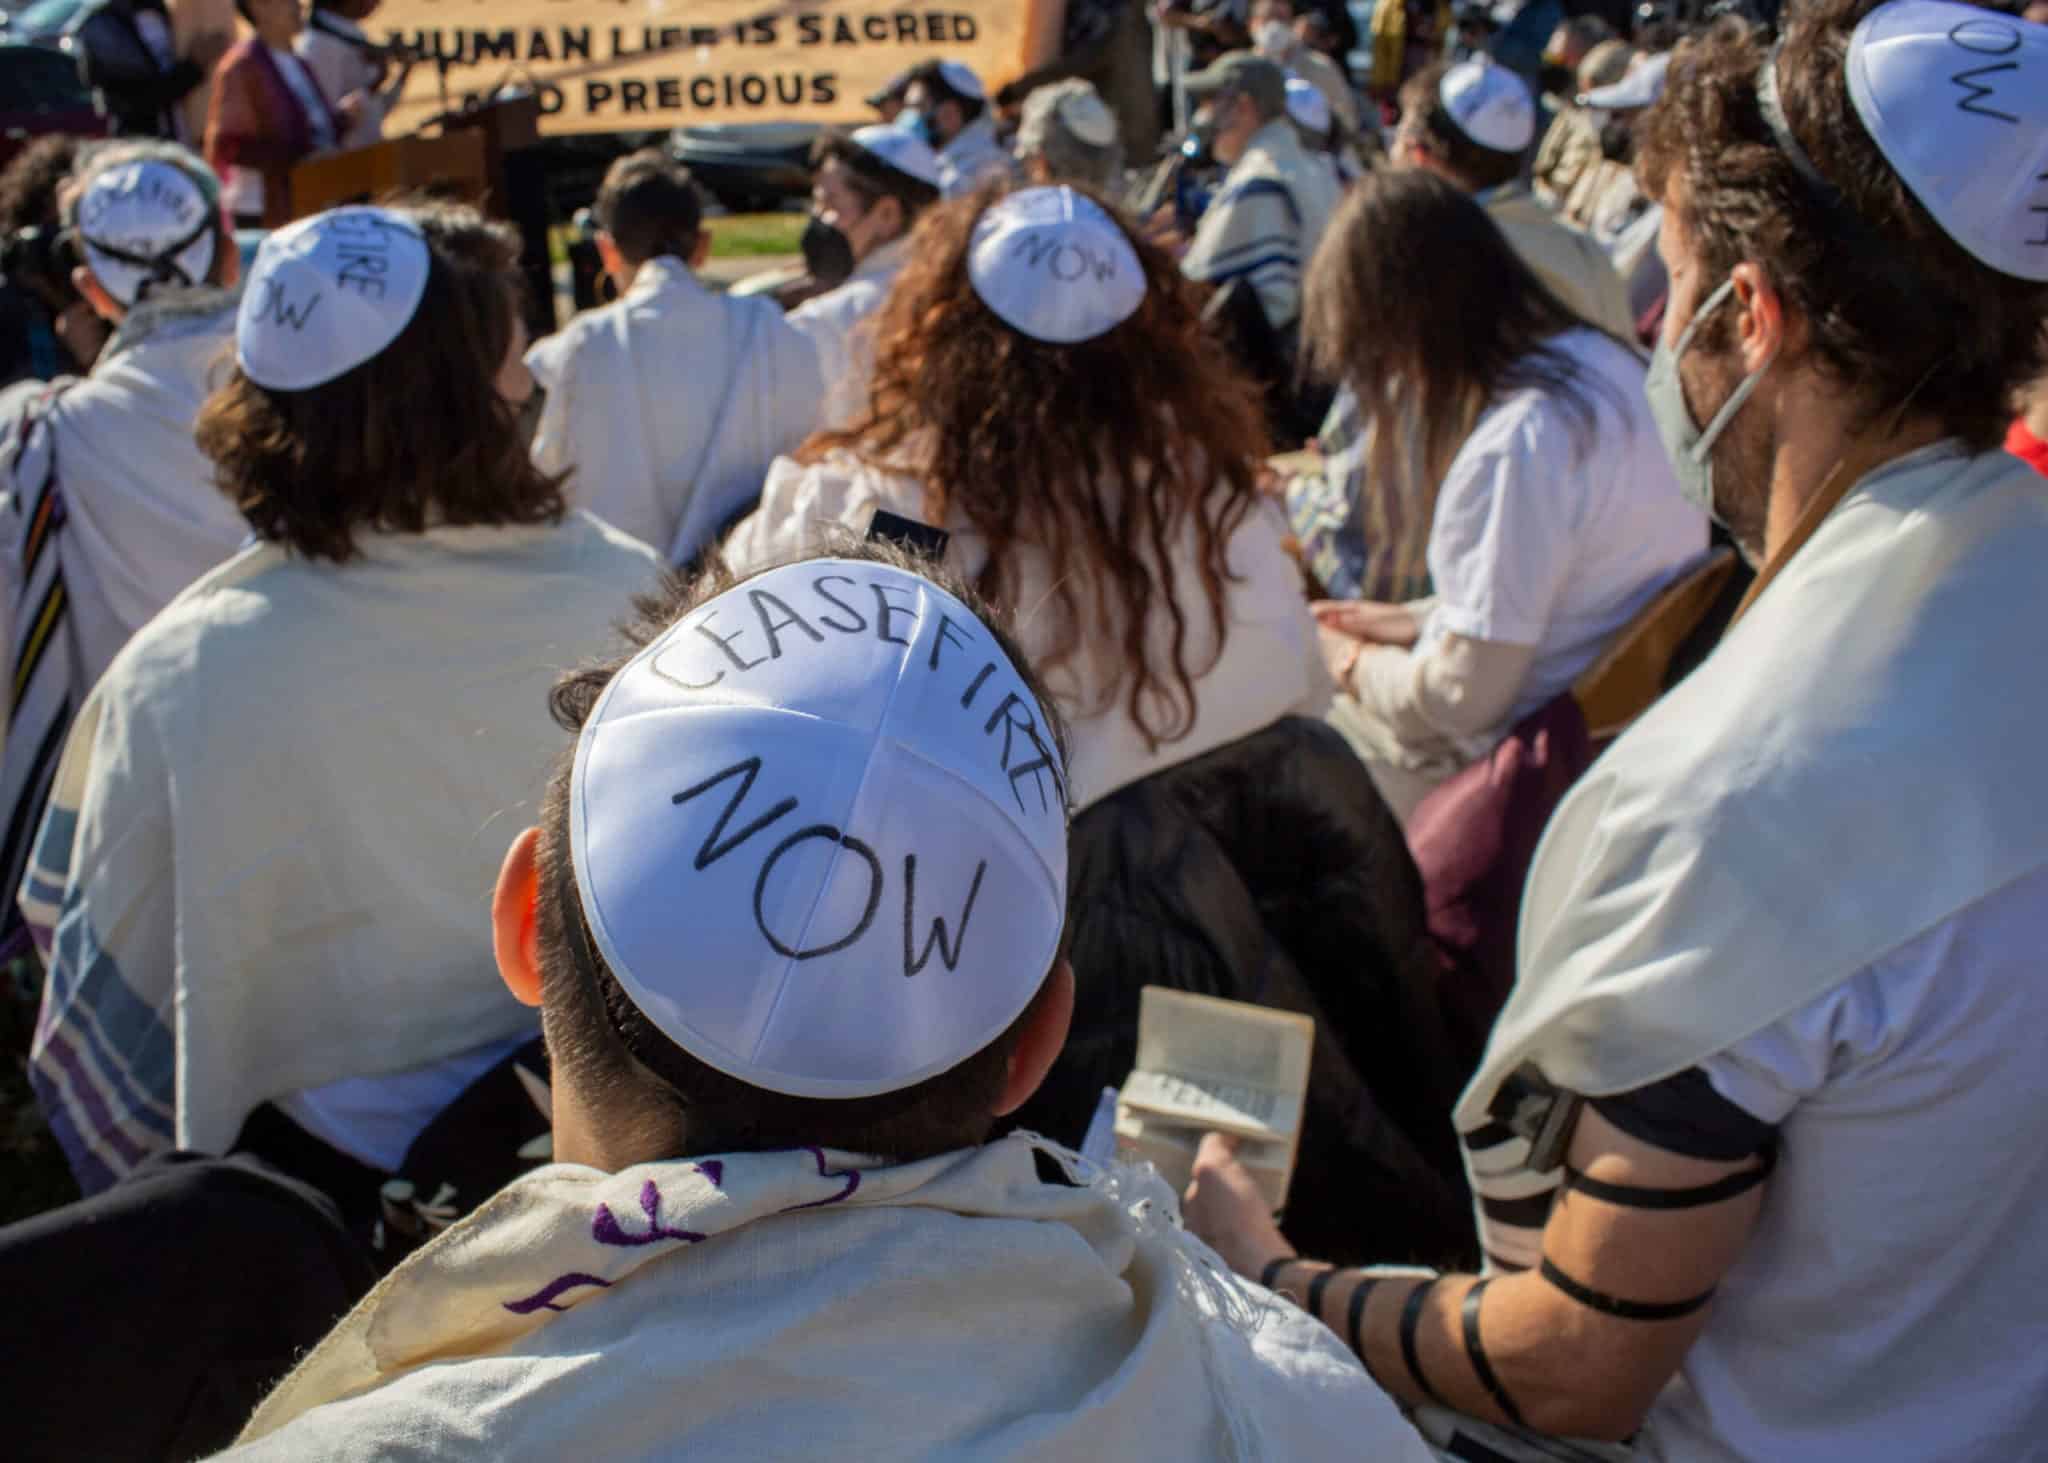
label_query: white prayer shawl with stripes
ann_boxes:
[1455,444,2048,1269]
[1181,120,1341,331]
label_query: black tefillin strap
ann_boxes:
[1563,1144,1777,1212]
[77,211,215,302]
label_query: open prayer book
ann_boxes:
[1113,988,1314,1212]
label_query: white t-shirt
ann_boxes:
[1415,327,1706,730]
[1635,863,2048,1463]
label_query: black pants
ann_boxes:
[0,1145,379,1461]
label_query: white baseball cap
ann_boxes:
[1845,0,2048,282]
[235,206,431,392]
[1578,49,1671,110]
[1285,75,1333,137]
[1439,55,1536,153]
[968,186,1145,344]
[935,58,987,101]
[847,123,944,190]
[569,558,1069,1100]
[72,158,218,308]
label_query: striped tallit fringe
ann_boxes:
[0,391,77,968]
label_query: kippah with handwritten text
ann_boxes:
[570,559,1070,1100]
[968,186,1145,345]
[235,206,431,392]
[1845,0,2048,282]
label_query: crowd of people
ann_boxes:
[1,0,2046,1458]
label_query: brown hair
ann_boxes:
[196,201,566,562]
[536,540,1071,1162]
[1304,167,1623,495]
[1635,1,2048,449]
[1399,61,1524,191]
[800,182,1270,751]
[809,129,942,221]
[594,147,702,266]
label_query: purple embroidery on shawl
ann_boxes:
[697,1160,724,1188]
[503,1272,612,1315]
[776,1146,862,1212]
[592,1179,707,1247]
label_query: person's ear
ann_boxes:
[993,959,1075,1117]
[492,826,545,1007]
[214,224,241,289]
[1729,259,1791,370]
[71,266,122,324]
[595,231,631,289]
[690,226,712,272]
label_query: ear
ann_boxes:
[214,225,241,289]
[993,959,1075,1117]
[690,227,712,272]
[492,826,545,1007]
[72,266,121,324]
[595,231,631,288]
[1729,259,1792,370]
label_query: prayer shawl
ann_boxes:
[1477,186,1635,341]
[1459,444,2048,1134]
[526,257,824,565]
[724,451,1330,811]
[787,235,910,430]
[936,113,1016,198]
[1182,120,1341,332]
[227,1138,1436,1462]
[24,515,662,1192]
[0,291,247,962]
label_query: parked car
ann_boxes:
[668,121,820,214]
[0,0,89,49]
[0,40,104,172]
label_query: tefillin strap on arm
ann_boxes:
[1562,1144,1777,1211]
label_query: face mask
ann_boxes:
[1643,277,1777,525]
[1255,20,1295,54]
[895,107,938,148]
[800,212,858,286]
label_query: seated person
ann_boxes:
[1307,170,1704,821]
[25,202,662,1200]
[901,58,1015,198]
[219,544,1437,1461]
[0,143,251,941]
[1013,78,1125,194]
[726,184,1327,814]
[1188,6,2048,1457]
[526,149,824,565]
[787,125,943,428]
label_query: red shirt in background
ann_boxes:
[2009,417,2048,478]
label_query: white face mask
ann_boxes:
[1643,277,1777,534]
[1255,20,1296,55]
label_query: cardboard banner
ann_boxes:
[370,0,1063,138]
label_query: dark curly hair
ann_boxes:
[195,200,566,562]
[799,181,1271,752]
[1636,0,2048,449]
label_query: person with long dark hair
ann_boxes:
[725,182,1327,812]
[1308,168,1704,820]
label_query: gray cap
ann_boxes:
[1184,52,1288,118]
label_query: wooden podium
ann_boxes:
[287,95,556,332]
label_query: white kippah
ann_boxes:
[74,159,217,309]
[1056,87,1119,146]
[848,123,944,189]
[1285,75,1333,136]
[1845,0,2048,282]
[968,185,1145,344]
[235,206,430,392]
[937,58,987,101]
[1439,55,1536,153]
[570,559,1069,1100]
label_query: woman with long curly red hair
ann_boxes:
[724,183,1327,810]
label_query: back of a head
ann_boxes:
[805,183,1271,751]
[1400,57,1536,189]
[1578,38,1639,93]
[1635,0,2048,448]
[1305,167,1590,457]
[535,541,1072,1162]
[1015,80,1124,192]
[63,140,230,309]
[196,200,564,562]
[595,148,703,267]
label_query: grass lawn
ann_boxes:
[707,212,806,258]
